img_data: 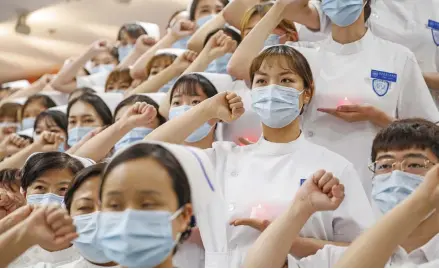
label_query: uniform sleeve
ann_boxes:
[308,0,331,34]
[333,164,376,242]
[397,52,439,122]
[288,245,346,268]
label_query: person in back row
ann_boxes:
[243,118,439,267]
[145,45,374,267]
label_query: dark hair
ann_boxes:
[168,9,187,28]
[364,0,371,22]
[18,134,33,143]
[0,168,20,190]
[101,143,192,240]
[64,163,106,214]
[189,0,229,21]
[371,118,439,162]
[34,110,68,135]
[114,95,166,125]
[22,94,56,116]
[68,87,96,102]
[203,26,242,48]
[170,73,218,104]
[21,152,84,190]
[117,23,148,41]
[67,93,113,126]
[105,68,134,92]
[250,45,314,92]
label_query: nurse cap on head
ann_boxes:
[49,105,68,114]
[135,22,160,41]
[24,152,96,168]
[2,80,30,89]
[192,73,234,93]
[114,141,227,252]
[155,48,186,57]
[17,128,34,139]
[95,93,124,116]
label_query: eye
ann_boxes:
[150,70,158,76]
[59,187,68,192]
[171,101,180,106]
[142,202,157,209]
[35,185,45,191]
[281,78,294,83]
[68,120,76,125]
[49,129,60,133]
[77,206,92,211]
[84,119,95,124]
[255,78,266,85]
[109,202,121,210]
[192,100,201,105]
[35,130,42,135]
[407,163,424,168]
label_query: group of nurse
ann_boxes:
[0,0,439,267]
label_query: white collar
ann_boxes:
[253,133,305,156]
[321,29,374,55]
[418,233,439,262]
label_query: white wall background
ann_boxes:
[0,0,190,83]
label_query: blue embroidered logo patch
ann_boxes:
[371,70,396,97]
[371,70,397,83]
[300,178,306,186]
[429,20,439,46]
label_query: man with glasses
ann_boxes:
[242,118,439,267]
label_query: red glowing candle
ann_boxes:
[337,97,353,107]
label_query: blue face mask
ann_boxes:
[73,212,112,264]
[372,170,423,214]
[251,84,303,129]
[68,127,95,147]
[118,44,135,62]
[27,193,64,205]
[169,105,213,143]
[196,14,215,27]
[159,77,178,93]
[114,127,154,152]
[206,53,233,74]
[172,36,191,49]
[264,34,281,47]
[22,117,35,130]
[322,0,365,27]
[97,209,183,268]
[90,64,115,74]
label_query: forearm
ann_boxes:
[424,72,439,90]
[183,51,213,74]
[290,238,349,258]
[159,90,172,119]
[145,102,212,144]
[73,121,130,162]
[243,203,313,268]
[228,1,285,80]
[50,81,77,94]
[223,0,258,28]
[130,34,178,80]
[372,109,394,128]
[117,50,144,69]
[0,144,42,170]
[0,222,34,267]
[1,83,44,103]
[282,2,321,31]
[129,65,182,95]
[187,12,226,53]
[52,51,94,87]
[335,196,433,268]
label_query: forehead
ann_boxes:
[34,168,74,185]
[73,176,100,199]
[93,51,114,61]
[151,56,174,67]
[36,116,57,128]
[103,158,176,197]
[172,83,209,99]
[69,101,96,116]
[257,56,292,74]
[197,0,219,8]
[376,148,438,162]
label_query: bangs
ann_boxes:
[171,78,200,98]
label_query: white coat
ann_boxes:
[296,30,439,197]
[8,246,80,268]
[288,233,439,268]
[202,135,375,267]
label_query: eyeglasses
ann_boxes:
[368,157,436,175]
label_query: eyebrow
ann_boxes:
[57,181,72,186]
[76,197,93,202]
[255,71,268,76]
[137,190,161,196]
[106,191,122,196]
[376,154,395,161]
[35,179,49,185]
[199,5,211,9]
[403,153,429,159]
[279,71,296,76]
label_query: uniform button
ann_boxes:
[231,171,238,177]
[228,203,235,211]
[307,131,314,137]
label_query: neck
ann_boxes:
[262,118,301,143]
[401,212,439,253]
[185,129,215,149]
[331,18,367,44]
[156,256,174,268]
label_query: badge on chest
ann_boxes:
[427,19,439,46]
[370,70,397,97]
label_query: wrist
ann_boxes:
[118,118,135,133]
[200,100,217,120]
[372,108,393,128]
[290,198,315,220]
[18,220,38,247]
[165,32,179,43]
[30,142,43,152]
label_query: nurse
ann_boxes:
[34,110,68,152]
[269,0,439,194]
[22,94,57,130]
[73,97,164,162]
[9,152,84,268]
[67,93,112,148]
[104,68,133,93]
[228,1,299,80]
[146,45,375,267]
[96,141,219,268]
[62,163,118,268]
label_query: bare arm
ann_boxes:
[129,33,181,80]
[335,166,439,268]
[282,0,321,30]
[51,41,109,90]
[223,0,259,28]
[187,12,226,53]
[424,72,439,90]
[0,76,52,106]
[228,1,285,80]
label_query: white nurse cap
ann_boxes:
[139,93,167,105]
[24,152,96,169]
[135,21,161,40]
[193,72,234,93]
[155,48,186,57]
[49,105,68,114]
[95,93,124,115]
